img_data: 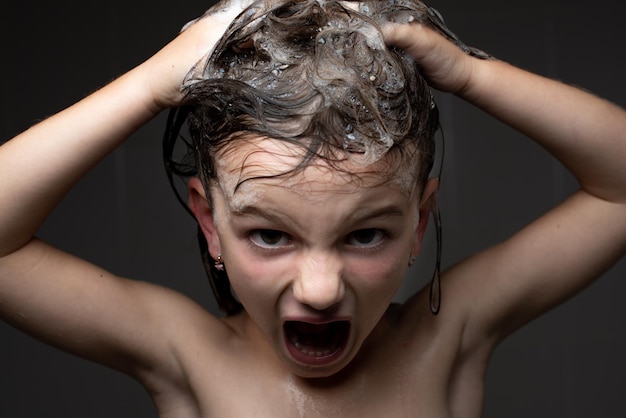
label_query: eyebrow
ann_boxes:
[231,205,288,223]
[232,203,407,225]
[350,204,407,221]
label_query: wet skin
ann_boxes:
[177,137,486,417]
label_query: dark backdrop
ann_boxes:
[1,1,625,416]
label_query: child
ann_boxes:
[1,1,625,417]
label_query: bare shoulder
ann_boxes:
[0,239,231,395]
[406,190,626,358]
[132,280,239,411]
[352,293,490,417]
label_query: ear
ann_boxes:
[188,177,222,260]
[410,178,440,258]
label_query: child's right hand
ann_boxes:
[139,0,258,111]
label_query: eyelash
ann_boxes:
[345,229,388,251]
[247,229,294,251]
[246,228,388,253]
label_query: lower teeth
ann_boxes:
[285,321,350,358]
[291,336,337,357]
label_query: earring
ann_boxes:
[408,256,417,267]
[214,254,225,271]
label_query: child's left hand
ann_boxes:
[382,21,482,96]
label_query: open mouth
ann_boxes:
[283,320,351,365]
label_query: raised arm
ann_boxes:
[0,1,249,379]
[384,22,626,342]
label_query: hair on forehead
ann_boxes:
[214,133,419,199]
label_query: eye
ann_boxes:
[346,229,386,248]
[249,229,292,249]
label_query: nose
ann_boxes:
[292,251,345,311]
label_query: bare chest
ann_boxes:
[196,372,452,418]
[158,307,487,418]
[171,343,483,418]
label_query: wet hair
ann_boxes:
[164,0,488,314]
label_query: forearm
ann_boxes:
[462,58,626,202]
[0,66,159,256]
[0,0,259,258]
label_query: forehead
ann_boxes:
[213,137,416,206]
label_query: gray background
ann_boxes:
[1,0,625,416]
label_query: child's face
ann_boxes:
[207,137,425,378]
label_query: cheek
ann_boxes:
[225,252,289,310]
[345,258,407,341]
[346,254,407,298]
[227,260,267,298]
[226,262,276,331]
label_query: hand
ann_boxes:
[370,0,491,94]
[139,0,257,110]
[382,21,479,95]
